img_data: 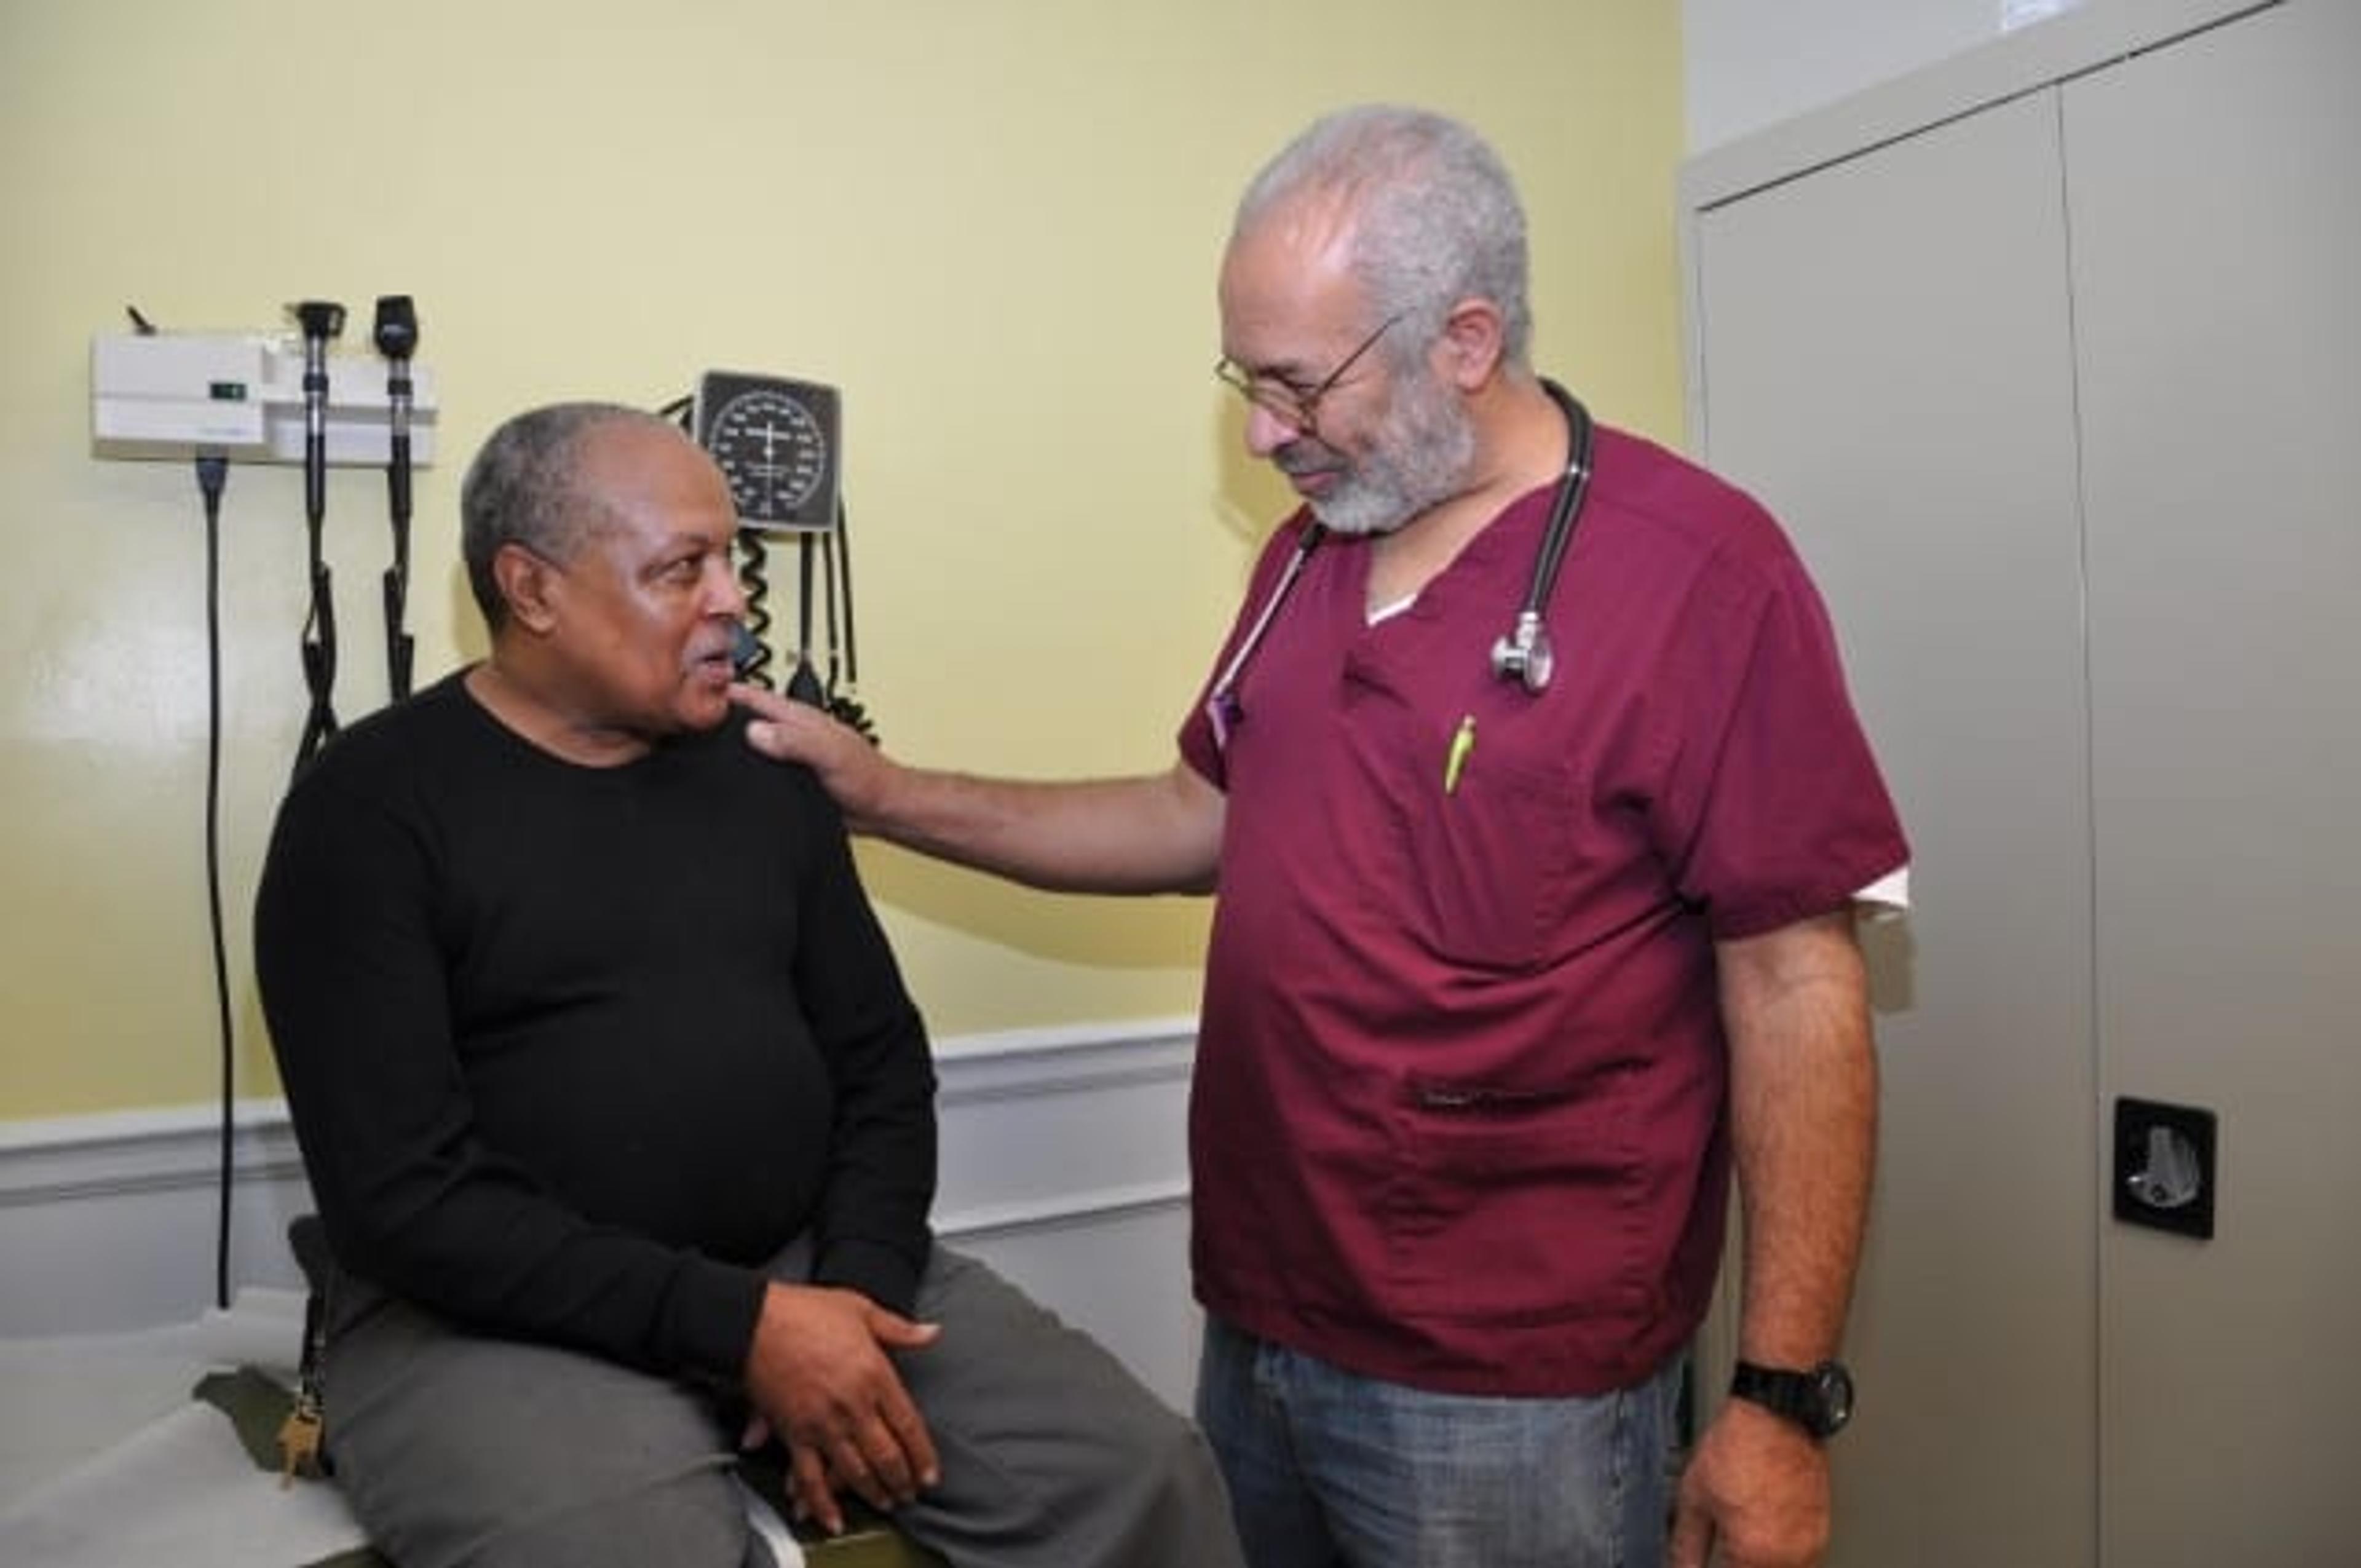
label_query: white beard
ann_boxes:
[1301,365,1478,537]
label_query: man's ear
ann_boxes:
[1434,298,1507,391]
[491,544,561,635]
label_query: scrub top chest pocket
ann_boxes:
[1350,677,1612,974]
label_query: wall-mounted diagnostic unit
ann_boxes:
[87,296,442,1315]
[90,319,438,467]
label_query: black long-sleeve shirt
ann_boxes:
[254,673,936,1381]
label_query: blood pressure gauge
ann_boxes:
[692,371,842,532]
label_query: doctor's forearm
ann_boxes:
[1717,913,1878,1366]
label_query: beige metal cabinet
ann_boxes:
[1681,2,2359,1562]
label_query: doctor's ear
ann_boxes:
[1434,299,1508,390]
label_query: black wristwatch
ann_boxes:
[1729,1359,1854,1440]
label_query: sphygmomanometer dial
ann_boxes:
[707,386,832,523]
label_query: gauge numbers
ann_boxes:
[694,373,840,532]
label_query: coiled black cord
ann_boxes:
[735,529,775,689]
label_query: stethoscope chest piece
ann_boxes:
[1490,611,1555,693]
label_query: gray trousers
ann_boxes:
[320,1244,1242,1568]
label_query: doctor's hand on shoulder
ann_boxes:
[732,680,898,827]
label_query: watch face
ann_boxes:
[1812,1362,1856,1435]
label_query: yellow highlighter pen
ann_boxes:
[1444,714,1477,795]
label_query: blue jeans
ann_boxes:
[1195,1316,1682,1568]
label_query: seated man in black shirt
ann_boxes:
[254,402,1241,1568]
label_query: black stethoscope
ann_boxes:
[1490,378,1595,692]
[1206,378,1594,748]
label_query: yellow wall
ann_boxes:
[0,1,1684,1119]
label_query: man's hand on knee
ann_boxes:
[742,1281,942,1535]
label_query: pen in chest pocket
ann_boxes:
[1444,715,1477,795]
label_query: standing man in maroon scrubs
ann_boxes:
[740,104,1907,1568]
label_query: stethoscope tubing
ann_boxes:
[1209,374,1596,739]
[1525,379,1595,635]
[1490,379,1596,694]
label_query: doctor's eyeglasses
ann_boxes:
[1215,314,1401,440]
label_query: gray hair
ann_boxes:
[1232,105,1533,372]
[460,402,673,628]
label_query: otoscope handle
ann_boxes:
[387,435,412,523]
[378,294,418,523]
[291,300,343,526]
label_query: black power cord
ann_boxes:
[196,449,236,1310]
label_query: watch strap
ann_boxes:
[1729,1358,1853,1440]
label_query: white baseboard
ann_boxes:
[0,1018,1203,1406]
